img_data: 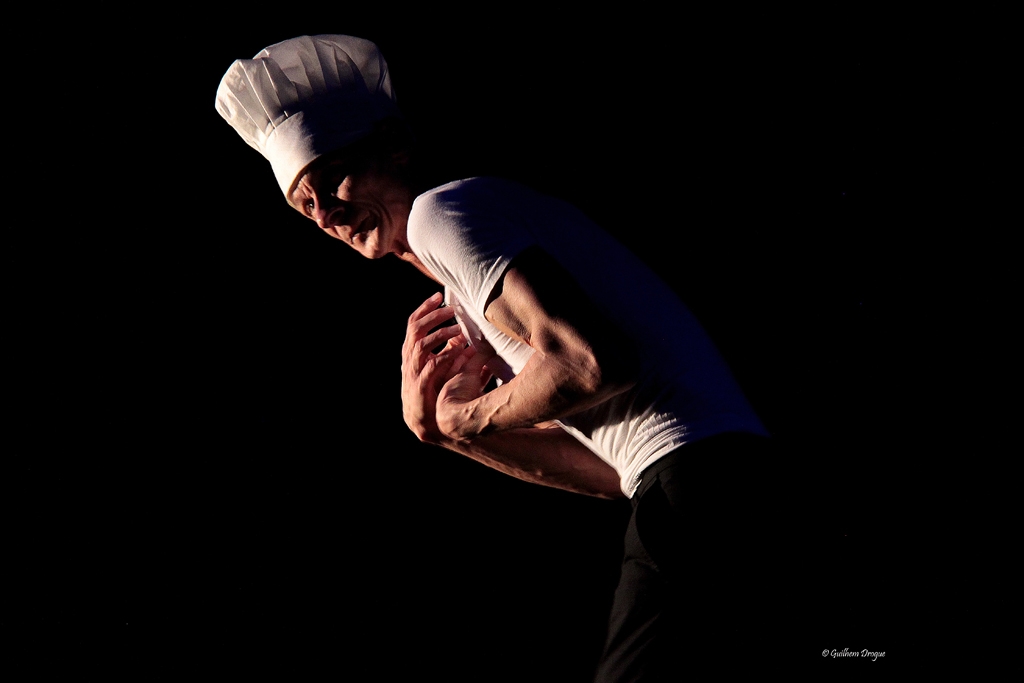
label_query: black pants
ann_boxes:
[594,433,799,681]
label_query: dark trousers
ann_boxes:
[594,433,798,681]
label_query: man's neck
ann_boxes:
[396,250,442,284]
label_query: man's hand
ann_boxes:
[435,347,494,442]
[400,294,625,500]
[401,292,470,443]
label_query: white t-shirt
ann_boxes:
[409,177,767,496]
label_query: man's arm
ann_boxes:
[401,289,625,499]
[435,246,639,440]
[433,421,625,499]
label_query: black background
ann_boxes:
[5,7,1008,677]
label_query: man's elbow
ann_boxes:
[572,345,639,399]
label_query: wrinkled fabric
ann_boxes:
[216,34,400,195]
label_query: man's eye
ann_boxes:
[305,199,315,216]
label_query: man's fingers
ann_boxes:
[411,331,468,383]
[405,295,456,355]
[418,306,457,337]
[463,345,492,377]
[447,341,476,377]
[420,323,463,354]
[408,292,443,324]
[407,293,455,330]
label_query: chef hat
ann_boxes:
[216,34,401,196]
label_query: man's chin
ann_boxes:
[362,239,389,260]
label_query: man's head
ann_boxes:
[286,120,417,259]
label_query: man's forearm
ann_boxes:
[434,423,625,499]
[439,347,635,443]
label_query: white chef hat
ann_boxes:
[216,34,401,196]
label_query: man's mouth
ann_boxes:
[351,215,376,242]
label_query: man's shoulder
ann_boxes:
[414,176,527,210]
[410,177,521,239]
[408,177,539,261]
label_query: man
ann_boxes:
[218,34,772,680]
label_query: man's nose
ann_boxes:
[310,193,337,229]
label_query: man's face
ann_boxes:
[288,153,413,259]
